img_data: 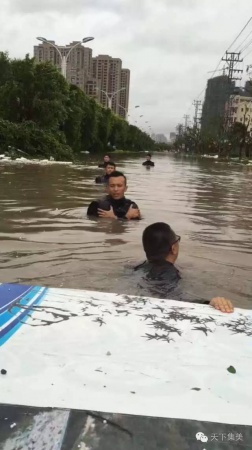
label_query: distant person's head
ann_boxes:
[104,161,116,175]
[103,154,110,163]
[146,153,152,161]
[107,171,127,200]
[142,222,180,264]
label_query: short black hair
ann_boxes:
[147,153,152,158]
[104,154,110,159]
[142,222,178,262]
[104,161,116,168]
[108,170,127,184]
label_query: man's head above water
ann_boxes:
[107,171,127,200]
[104,161,116,175]
[146,153,152,161]
[142,222,181,264]
[103,154,111,163]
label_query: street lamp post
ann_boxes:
[36,36,94,78]
[97,87,126,110]
[118,104,129,121]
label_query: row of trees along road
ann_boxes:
[0,52,155,160]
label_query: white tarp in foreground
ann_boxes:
[0,284,251,425]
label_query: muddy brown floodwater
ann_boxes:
[0,154,251,308]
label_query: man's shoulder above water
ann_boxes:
[87,195,139,218]
[135,260,180,283]
[95,175,109,184]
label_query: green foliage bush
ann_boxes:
[0,52,154,160]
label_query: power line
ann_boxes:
[180,18,252,131]
[226,17,252,51]
[240,36,252,54]
[222,52,243,128]
[243,47,252,60]
[210,17,252,79]
[234,28,252,52]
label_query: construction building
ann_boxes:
[201,75,233,135]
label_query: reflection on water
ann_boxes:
[0,155,251,308]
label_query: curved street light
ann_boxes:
[36,36,94,78]
[96,87,126,110]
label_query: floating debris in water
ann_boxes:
[1,369,7,375]
[10,423,16,429]
[227,365,236,374]
[106,351,111,356]
[191,387,201,391]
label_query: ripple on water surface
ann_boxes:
[0,155,251,308]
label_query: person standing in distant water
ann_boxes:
[98,154,111,168]
[142,154,154,166]
[95,162,116,184]
[87,171,141,220]
[135,222,234,313]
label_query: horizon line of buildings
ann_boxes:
[171,75,252,141]
[201,76,252,134]
[34,41,130,119]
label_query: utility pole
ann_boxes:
[176,123,183,137]
[193,100,202,128]
[222,51,243,128]
[183,114,190,131]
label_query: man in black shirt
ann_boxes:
[87,171,141,220]
[98,154,111,168]
[95,162,116,184]
[142,153,155,167]
[135,222,234,312]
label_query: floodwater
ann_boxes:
[0,154,251,308]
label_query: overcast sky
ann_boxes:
[1,0,252,136]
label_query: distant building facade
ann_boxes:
[169,132,176,142]
[229,95,252,133]
[34,42,130,119]
[201,75,233,135]
[34,41,93,91]
[151,133,168,143]
[119,69,130,119]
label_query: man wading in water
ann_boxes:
[95,162,116,184]
[87,171,141,220]
[135,222,234,313]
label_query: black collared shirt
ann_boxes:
[95,174,109,184]
[87,195,139,219]
[142,160,155,166]
[135,260,209,304]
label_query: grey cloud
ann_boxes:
[2,0,252,134]
[10,0,123,14]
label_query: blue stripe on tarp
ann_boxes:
[0,284,33,313]
[0,285,41,327]
[0,284,48,347]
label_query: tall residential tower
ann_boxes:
[34,42,130,119]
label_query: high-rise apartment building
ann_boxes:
[34,42,130,119]
[119,69,130,119]
[34,41,93,91]
[92,55,129,116]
